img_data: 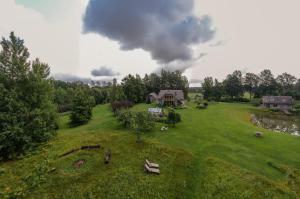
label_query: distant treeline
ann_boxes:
[53,70,189,112]
[199,70,300,101]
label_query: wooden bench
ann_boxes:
[144,163,160,174]
[146,159,159,168]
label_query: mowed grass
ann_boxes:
[1,103,300,198]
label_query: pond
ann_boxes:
[250,113,300,136]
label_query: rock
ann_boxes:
[255,131,263,138]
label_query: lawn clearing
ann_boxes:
[1,103,300,198]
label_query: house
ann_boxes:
[262,96,294,110]
[148,90,185,106]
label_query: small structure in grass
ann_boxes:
[160,126,168,131]
[255,131,263,138]
[144,159,160,174]
[73,159,86,169]
[148,107,163,116]
[104,149,111,164]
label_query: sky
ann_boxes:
[1,0,300,86]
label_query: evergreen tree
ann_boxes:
[70,88,95,127]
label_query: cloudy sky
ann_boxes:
[1,0,300,85]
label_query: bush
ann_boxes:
[220,97,250,103]
[167,109,181,127]
[250,98,262,107]
[111,100,134,114]
[116,110,133,128]
[197,104,207,109]
[70,88,95,127]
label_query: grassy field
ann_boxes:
[1,102,300,198]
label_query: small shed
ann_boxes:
[262,96,293,110]
[148,107,163,116]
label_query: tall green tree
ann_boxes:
[201,77,214,100]
[244,73,259,100]
[258,69,278,96]
[223,73,244,99]
[160,70,189,98]
[143,73,161,94]
[70,88,95,127]
[276,72,297,95]
[212,79,224,100]
[122,74,146,103]
[0,32,57,160]
[109,78,126,102]
[295,79,300,100]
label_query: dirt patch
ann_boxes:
[73,159,86,169]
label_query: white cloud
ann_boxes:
[0,0,82,75]
[191,0,300,80]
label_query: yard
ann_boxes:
[1,102,300,198]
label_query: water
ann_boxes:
[250,113,300,136]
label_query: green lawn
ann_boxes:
[1,103,300,198]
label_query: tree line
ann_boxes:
[201,70,300,101]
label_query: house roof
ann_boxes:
[157,90,184,100]
[262,96,293,105]
[149,92,158,98]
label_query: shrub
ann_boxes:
[111,100,134,114]
[197,104,207,109]
[250,98,261,107]
[116,110,133,128]
[167,109,181,127]
[220,97,250,103]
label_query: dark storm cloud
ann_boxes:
[52,73,114,86]
[91,66,120,77]
[83,0,215,64]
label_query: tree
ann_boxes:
[258,69,278,96]
[276,72,297,95]
[122,74,146,103]
[0,32,57,160]
[130,111,155,143]
[212,79,223,100]
[70,88,95,127]
[294,79,300,100]
[167,109,181,127]
[160,70,189,98]
[143,73,161,94]
[244,73,259,100]
[202,77,214,100]
[109,78,126,102]
[223,74,243,99]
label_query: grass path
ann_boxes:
[1,103,300,198]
